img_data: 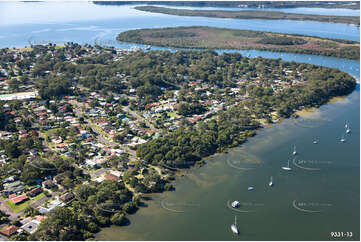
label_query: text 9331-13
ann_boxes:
[330,232,353,238]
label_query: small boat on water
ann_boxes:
[292,145,297,156]
[313,139,318,144]
[345,121,351,134]
[145,45,151,50]
[281,159,292,171]
[247,187,254,191]
[346,125,351,134]
[269,176,273,187]
[231,216,239,234]
[231,201,240,208]
[340,135,345,143]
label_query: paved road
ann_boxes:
[122,106,163,134]
[87,168,109,179]
[30,194,53,210]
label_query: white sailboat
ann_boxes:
[346,124,351,134]
[292,145,297,155]
[231,216,239,234]
[340,135,345,143]
[313,139,318,144]
[281,159,292,171]
[269,176,273,187]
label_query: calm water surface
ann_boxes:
[0,2,359,48]
[97,85,360,240]
[0,2,359,240]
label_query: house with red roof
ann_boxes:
[104,173,120,182]
[11,194,28,204]
[0,225,19,237]
[19,133,29,139]
[9,193,17,199]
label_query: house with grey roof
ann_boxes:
[20,220,40,234]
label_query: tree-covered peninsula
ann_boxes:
[117,26,360,60]
[0,44,356,240]
[134,6,360,26]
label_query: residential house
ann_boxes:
[38,199,63,215]
[104,173,120,182]
[28,187,42,197]
[42,180,56,189]
[0,225,19,237]
[20,220,41,234]
[59,192,74,203]
[11,194,28,205]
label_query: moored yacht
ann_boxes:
[282,159,292,171]
[340,135,345,142]
[231,216,239,234]
[269,176,273,187]
[292,145,297,155]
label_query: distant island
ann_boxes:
[117,26,360,60]
[133,6,360,26]
[93,1,360,10]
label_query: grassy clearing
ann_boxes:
[6,193,45,213]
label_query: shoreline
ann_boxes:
[1,44,357,240]
[102,82,356,226]
[95,81,359,241]
[134,6,360,26]
[116,26,360,60]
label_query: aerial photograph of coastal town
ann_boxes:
[0,0,359,241]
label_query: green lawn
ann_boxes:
[6,193,45,213]
[167,112,178,118]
